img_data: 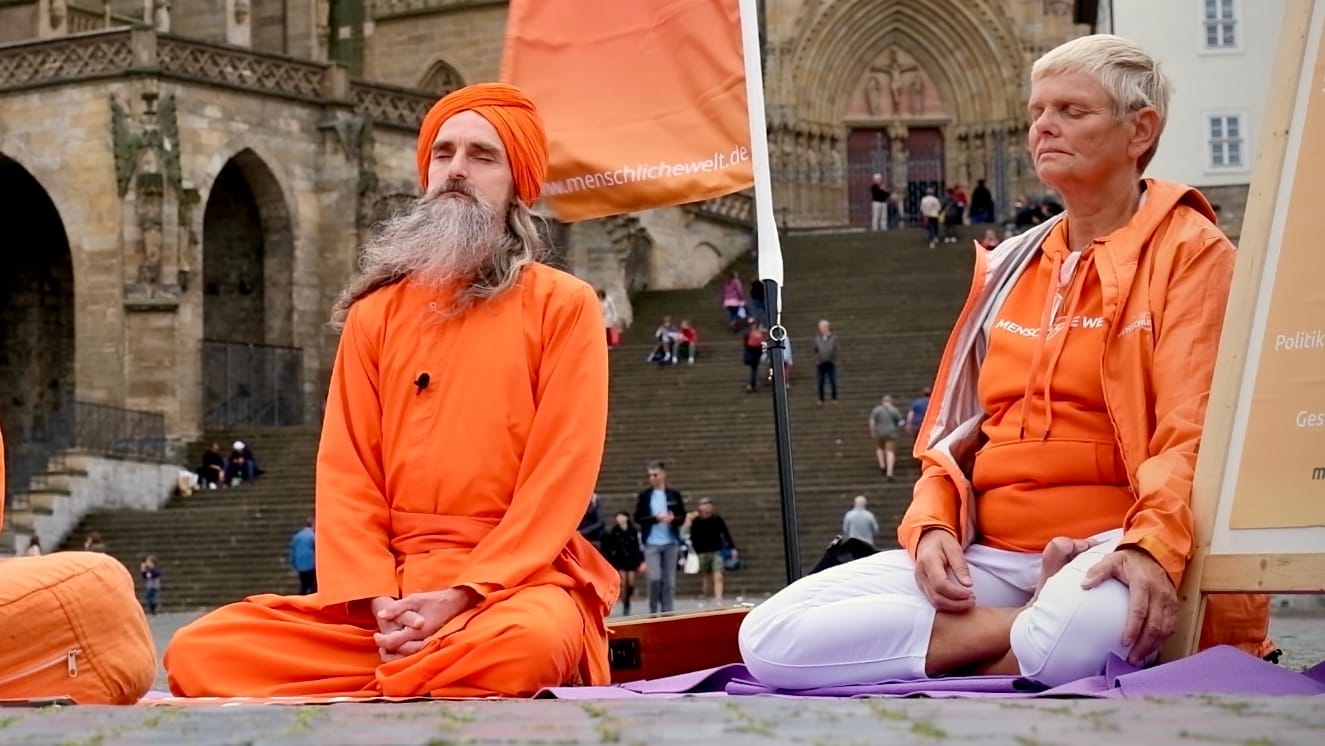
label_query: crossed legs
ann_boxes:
[739,530,1130,689]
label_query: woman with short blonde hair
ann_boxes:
[739,34,1271,691]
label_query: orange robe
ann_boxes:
[165,264,618,698]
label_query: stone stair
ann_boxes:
[0,514,13,557]
[62,226,980,610]
[598,226,977,597]
[58,428,320,610]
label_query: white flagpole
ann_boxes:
[738,0,783,287]
[738,0,801,583]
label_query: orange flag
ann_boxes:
[500,0,754,222]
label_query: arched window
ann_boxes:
[418,61,464,96]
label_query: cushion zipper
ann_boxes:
[0,648,81,688]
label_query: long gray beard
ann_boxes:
[359,185,506,293]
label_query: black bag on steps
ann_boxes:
[808,534,879,575]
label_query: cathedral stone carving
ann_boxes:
[49,0,68,30]
[111,90,189,304]
[871,49,916,116]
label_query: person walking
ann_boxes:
[841,496,879,545]
[869,394,905,480]
[140,556,163,615]
[634,461,685,613]
[684,498,737,602]
[813,320,839,404]
[601,512,645,615]
[288,518,317,595]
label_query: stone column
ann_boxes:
[1008,121,1032,202]
[226,0,252,47]
[954,125,972,190]
[787,128,802,227]
[888,121,910,220]
[805,130,823,223]
[829,132,847,225]
[38,0,68,38]
[145,0,170,32]
[311,106,367,425]
[969,127,988,186]
[175,186,199,295]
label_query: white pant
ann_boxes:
[871,201,888,230]
[739,529,1131,689]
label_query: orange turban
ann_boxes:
[416,82,549,206]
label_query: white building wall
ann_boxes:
[1107,0,1287,188]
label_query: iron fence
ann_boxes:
[203,340,305,429]
[3,399,168,509]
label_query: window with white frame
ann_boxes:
[1203,0,1239,50]
[1207,113,1246,169]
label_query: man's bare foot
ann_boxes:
[1029,537,1097,605]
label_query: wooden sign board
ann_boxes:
[1168,0,1325,658]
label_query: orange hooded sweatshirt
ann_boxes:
[900,179,1271,656]
[972,219,1135,550]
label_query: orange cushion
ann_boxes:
[0,552,156,704]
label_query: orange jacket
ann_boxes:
[900,179,1269,653]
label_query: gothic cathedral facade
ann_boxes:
[0,0,1083,499]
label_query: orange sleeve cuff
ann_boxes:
[902,524,957,561]
[1118,532,1186,587]
[454,582,498,604]
[898,466,962,557]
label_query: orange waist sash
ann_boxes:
[387,510,615,619]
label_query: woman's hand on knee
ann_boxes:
[914,529,975,612]
[1082,547,1176,665]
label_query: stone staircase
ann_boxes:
[598,226,976,597]
[58,429,320,610]
[61,226,979,610]
[0,514,13,558]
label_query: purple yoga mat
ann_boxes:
[538,646,1325,700]
[1110,645,1325,698]
[536,665,749,699]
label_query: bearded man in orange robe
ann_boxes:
[165,83,618,698]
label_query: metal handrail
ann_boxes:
[3,398,167,508]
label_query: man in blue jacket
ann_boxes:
[288,518,317,595]
[633,461,685,613]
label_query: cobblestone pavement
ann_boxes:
[144,603,1325,689]
[1,690,1322,745]
[0,605,1316,746]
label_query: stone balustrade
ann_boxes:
[0,27,436,129]
[369,0,501,19]
[685,190,755,228]
[66,4,137,33]
[349,80,436,130]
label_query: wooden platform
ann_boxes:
[606,606,751,683]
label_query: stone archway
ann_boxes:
[783,0,1025,126]
[201,149,301,427]
[770,0,1038,225]
[418,59,465,97]
[0,154,75,502]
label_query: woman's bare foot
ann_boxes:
[1028,537,1098,605]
